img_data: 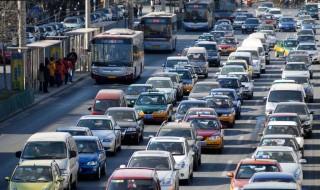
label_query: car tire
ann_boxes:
[306,131,312,138]
[193,156,199,171]
[134,135,140,145]
[71,176,77,190]
[95,166,101,180]
[198,155,202,166]
[67,179,72,190]
[112,143,117,156]
[183,171,191,185]
[204,73,208,78]
[261,69,265,74]
[230,120,235,128]
[250,92,254,100]
[309,97,313,103]
[102,161,107,176]
[257,74,260,78]
[310,74,313,79]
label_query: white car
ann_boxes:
[296,42,318,60]
[252,146,307,187]
[163,56,189,72]
[256,7,268,17]
[77,115,122,155]
[281,62,310,79]
[260,30,277,47]
[26,32,36,44]
[146,77,177,105]
[146,137,194,184]
[267,8,283,20]
[228,72,254,100]
[296,15,312,28]
[216,65,246,78]
[126,150,180,190]
[63,17,82,30]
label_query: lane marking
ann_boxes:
[221,160,233,177]
[237,136,244,145]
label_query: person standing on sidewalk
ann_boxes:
[43,61,50,93]
[49,57,56,87]
[55,60,66,87]
[38,63,45,92]
[62,57,72,84]
[134,5,138,18]
[67,48,78,82]
[138,4,143,16]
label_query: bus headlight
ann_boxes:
[125,68,133,75]
[91,66,99,74]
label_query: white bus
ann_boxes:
[91,28,144,83]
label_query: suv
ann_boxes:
[155,121,202,170]
[168,68,195,95]
[163,56,189,72]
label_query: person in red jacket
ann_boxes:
[62,57,73,84]
[55,59,66,87]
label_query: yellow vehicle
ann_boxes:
[274,39,299,57]
[225,60,253,79]
[5,160,64,190]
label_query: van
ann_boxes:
[163,56,189,72]
[237,46,262,75]
[186,47,209,78]
[242,39,267,71]
[228,52,256,77]
[15,132,79,190]
[263,83,306,116]
[89,89,127,115]
[248,33,269,48]
[196,41,220,67]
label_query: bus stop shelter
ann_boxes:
[46,36,70,57]
[26,40,62,90]
[65,28,100,73]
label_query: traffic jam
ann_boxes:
[3,1,320,190]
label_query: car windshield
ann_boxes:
[259,25,274,30]
[147,142,185,155]
[262,15,275,19]
[170,70,191,79]
[187,53,206,62]
[64,18,78,23]
[287,56,309,63]
[252,175,296,183]
[281,18,294,22]
[198,35,215,41]
[166,60,188,67]
[158,129,193,140]
[156,74,178,83]
[260,138,298,150]
[126,85,153,95]
[297,45,317,50]
[217,79,240,88]
[75,140,98,153]
[268,91,303,102]
[106,111,136,122]
[185,110,215,118]
[128,156,170,170]
[77,119,113,130]
[211,98,232,108]
[210,91,235,99]
[236,164,280,179]
[136,95,166,105]
[210,32,225,38]
[258,7,268,11]
[93,99,120,112]
[298,30,314,35]
[226,62,247,70]
[147,80,172,88]
[262,3,273,7]
[256,151,295,163]
[237,50,259,59]
[178,102,206,114]
[228,56,250,65]
[21,141,67,159]
[270,10,281,14]
[283,41,299,47]
[285,64,307,71]
[302,20,315,24]
[217,20,230,25]
[275,105,308,115]
[197,44,217,51]
[245,19,259,24]
[299,15,311,19]
[56,130,87,136]
[45,27,52,32]
[268,116,299,123]
[265,125,299,136]
[192,83,220,93]
[107,179,158,190]
[235,16,247,21]
[216,25,232,30]
[39,27,45,33]
[221,67,245,75]
[12,166,53,182]
[285,77,309,84]
[188,118,220,130]
[219,38,236,44]
[298,36,315,42]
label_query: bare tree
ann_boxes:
[0,1,18,90]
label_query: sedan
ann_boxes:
[278,16,296,32]
[295,14,312,28]
[215,24,234,36]
[214,19,232,30]
[242,18,260,33]
[301,19,317,34]
[146,77,177,105]
[175,100,208,121]
[105,107,144,144]
[233,15,247,29]
[188,81,220,100]
[217,37,238,55]
[281,62,310,79]
[124,84,154,107]
[297,34,317,44]
[284,75,314,103]
[228,72,254,100]
[296,42,318,61]
[26,32,36,44]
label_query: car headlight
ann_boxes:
[295,168,302,179]
[126,127,137,132]
[178,161,186,168]
[87,161,98,166]
[60,169,68,176]
[136,110,143,114]
[91,66,99,74]
[185,83,193,86]
[209,136,220,140]
[102,137,113,142]
[125,68,133,74]
[222,113,231,116]
[160,176,174,185]
[242,25,246,28]
[154,110,167,114]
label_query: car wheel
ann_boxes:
[67,178,72,190]
[193,156,199,171]
[306,131,312,138]
[198,154,202,165]
[261,69,265,74]
[71,176,77,190]
[112,143,117,156]
[101,161,107,176]
[117,141,122,151]
[134,135,140,145]
[95,166,101,180]
[183,171,191,185]
[257,73,260,78]
[204,73,208,78]
[250,92,254,100]
[309,97,313,103]
[230,119,235,128]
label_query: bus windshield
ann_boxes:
[92,39,132,67]
[184,5,207,22]
[143,18,172,38]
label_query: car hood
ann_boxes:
[219,44,235,48]
[197,129,220,137]
[9,182,55,190]
[189,92,208,100]
[157,170,174,182]
[173,155,188,164]
[265,102,278,113]
[126,95,138,100]
[92,130,114,139]
[298,114,309,122]
[279,163,300,175]
[215,108,233,114]
[79,153,97,163]
[116,121,137,128]
[282,71,309,78]
[156,88,174,94]
[135,105,167,112]
[241,82,251,88]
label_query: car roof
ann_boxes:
[155,72,179,76]
[256,146,294,151]
[132,150,171,157]
[161,122,193,129]
[263,134,296,139]
[267,121,298,126]
[187,107,216,112]
[298,42,316,45]
[226,60,247,63]
[240,158,279,165]
[270,83,303,90]
[228,72,249,76]
[229,52,251,56]
[107,107,136,111]
[150,136,186,142]
[140,91,166,96]
[56,126,89,131]
[28,132,71,142]
[217,76,239,80]
[148,77,171,81]
[223,65,244,68]
[268,113,299,117]
[95,89,124,99]
[180,100,207,104]
[111,167,156,180]
[166,56,188,60]
[186,114,219,119]
[244,182,297,189]
[79,115,113,120]
[194,81,220,85]
[211,88,236,92]
[197,41,217,45]
[129,84,153,87]
[252,172,295,178]
[276,102,307,106]
[73,136,99,141]
[285,62,306,65]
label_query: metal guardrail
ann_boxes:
[77,52,92,74]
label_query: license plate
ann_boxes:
[222,50,227,52]
[201,141,206,146]
[247,29,252,31]
[153,45,159,48]
[79,168,82,172]
[108,76,116,79]
[144,115,153,119]
[193,27,198,29]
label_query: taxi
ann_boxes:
[274,39,299,57]
[183,107,218,121]
[186,115,225,152]
[218,37,238,55]
[227,158,282,190]
[204,95,236,128]
[224,60,253,79]
[169,68,196,95]
[134,90,174,122]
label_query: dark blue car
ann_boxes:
[278,16,296,32]
[210,88,242,119]
[242,18,260,33]
[74,136,107,180]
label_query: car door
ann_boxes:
[68,138,79,182]
[192,128,201,159]
[113,120,122,146]
[185,140,194,171]
[97,140,106,165]
[170,155,179,184]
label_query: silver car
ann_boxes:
[284,75,314,103]
[228,72,254,100]
[77,115,122,155]
[146,77,177,105]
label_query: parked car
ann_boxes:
[63,17,82,30]
[26,26,40,41]
[26,32,36,44]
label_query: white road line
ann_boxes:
[237,136,244,145]
[221,160,233,177]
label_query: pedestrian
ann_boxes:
[134,5,138,18]
[151,5,155,12]
[38,63,45,92]
[49,57,56,87]
[55,60,65,87]
[138,4,143,16]
[67,48,78,82]
[43,61,50,93]
[62,57,73,84]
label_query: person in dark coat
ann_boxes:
[134,5,138,18]
[38,63,45,92]
[67,48,78,82]
[43,61,50,93]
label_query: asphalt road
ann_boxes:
[1,8,320,190]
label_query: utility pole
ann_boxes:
[85,0,91,28]
[18,0,26,90]
[128,0,134,29]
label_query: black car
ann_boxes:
[242,18,260,33]
[125,84,154,107]
[105,107,144,144]
[216,76,244,102]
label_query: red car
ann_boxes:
[260,14,277,26]
[105,167,161,190]
[185,115,225,152]
[218,37,238,55]
[182,107,218,121]
[227,158,282,190]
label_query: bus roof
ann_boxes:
[142,12,176,18]
[94,28,143,39]
[185,0,214,5]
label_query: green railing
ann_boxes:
[0,90,34,121]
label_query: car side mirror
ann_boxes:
[15,151,22,158]
[57,177,64,182]
[69,150,77,158]
[189,150,195,156]
[299,159,307,164]
[88,107,92,111]
[263,97,267,102]
[115,126,121,130]
[120,164,126,168]
[227,172,234,177]
[5,177,10,182]
[149,135,154,139]
[196,136,203,141]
